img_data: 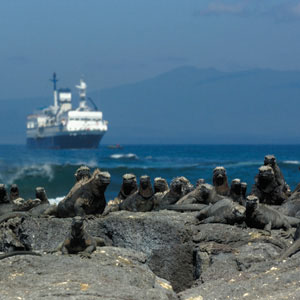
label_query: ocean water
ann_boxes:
[0,144,300,202]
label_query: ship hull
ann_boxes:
[26,133,104,149]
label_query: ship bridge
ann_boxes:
[66,111,107,132]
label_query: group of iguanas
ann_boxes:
[1,155,300,260]
[0,167,111,259]
[104,154,300,259]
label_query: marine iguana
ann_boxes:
[240,182,247,205]
[229,178,243,203]
[74,165,91,182]
[176,183,223,205]
[179,176,194,196]
[103,173,138,215]
[279,224,300,259]
[9,184,20,202]
[154,177,169,194]
[251,166,288,205]
[264,154,290,196]
[0,251,41,260]
[278,199,300,218]
[49,169,110,218]
[50,216,105,258]
[35,187,49,204]
[212,167,230,196]
[120,175,154,212]
[153,177,186,209]
[0,184,9,204]
[245,195,300,237]
[195,198,246,225]
[196,178,205,187]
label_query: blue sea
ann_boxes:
[0,144,299,202]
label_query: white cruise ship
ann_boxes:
[26,73,108,149]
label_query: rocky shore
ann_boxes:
[1,155,300,299]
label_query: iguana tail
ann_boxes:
[0,251,41,260]
[158,204,207,212]
[279,239,300,259]
[286,215,300,227]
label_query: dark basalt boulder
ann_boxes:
[181,219,294,300]
[97,211,195,293]
[2,208,300,299]
[0,247,177,300]
[17,211,195,293]
[0,215,31,252]
[179,249,300,300]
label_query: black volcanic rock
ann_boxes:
[0,247,178,300]
[1,210,300,299]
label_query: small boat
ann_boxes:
[107,144,123,149]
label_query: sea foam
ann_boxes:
[110,153,138,160]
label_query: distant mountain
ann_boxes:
[1,66,300,144]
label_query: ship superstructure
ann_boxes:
[26,73,108,149]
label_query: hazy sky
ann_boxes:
[1,0,300,99]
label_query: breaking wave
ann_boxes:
[110,153,139,160]
[48,196,64,205]
[282,160,300,165]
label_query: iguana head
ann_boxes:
[93,170,111,192]
[198,183,214,201]
[257,166,275,189]
[213,167,229,196]
[230,178,242,196]
[232,205,246,221]
[75,165,91,182]
[0,184,7,203]
[246,195,259,211]
[71,216,85,237]
[241,182,247,198]
[121,173,137,197]
[35,186,48,203]
[264,154,276,168]
[170,177,184,195]
[213,167,227,186]
[154,177,169,193]
[139,175,153,198]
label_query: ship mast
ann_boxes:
[50,72,59,108]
